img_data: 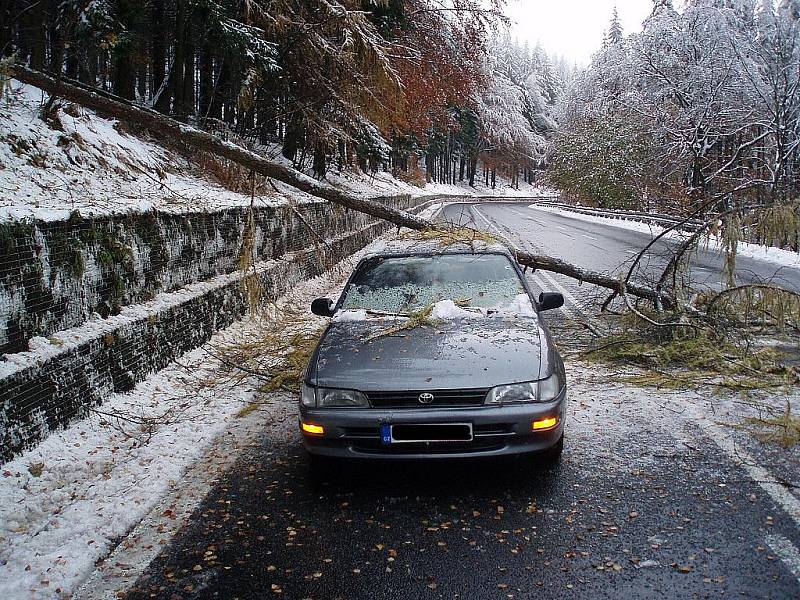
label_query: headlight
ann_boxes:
[484,373,562,405]
[536,373,561,402]
[485,381,537,404]
[301,384,369,408]
[300,383,316,407]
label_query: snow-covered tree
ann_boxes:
[606,6,624,46]
[554,0,800,213]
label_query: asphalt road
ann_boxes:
[123,201,800,600]
[439,202,800,295]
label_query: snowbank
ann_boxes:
[531,204,800,269]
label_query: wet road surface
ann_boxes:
[125,350,800,599]
[124,201,800,599]
[440,202,800,294]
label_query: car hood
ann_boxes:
[309,317,546,391]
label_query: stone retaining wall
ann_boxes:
[0,194,429,462]
[0,196,417,354]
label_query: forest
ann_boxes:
[0,0,569,189]
[1,0,798,230]
[551,0,800,225]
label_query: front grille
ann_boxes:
[365,388,489,408]
[351,439,505,455]
[473,423,514,436]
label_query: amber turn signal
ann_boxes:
[301,422,325,435]
[532,417,558,431]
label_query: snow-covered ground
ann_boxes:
[531,204,800,269]
[0,247,368,599]
[0,80,549,223]
[0,82,296,221]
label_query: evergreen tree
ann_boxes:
[608,6,624,45]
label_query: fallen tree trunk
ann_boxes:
[9,65,663,303]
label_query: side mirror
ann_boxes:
[538,292,564,311]
[311,297,335,317]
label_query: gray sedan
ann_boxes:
[299,239,567,465]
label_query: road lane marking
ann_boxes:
[688,413,800,528]
[680,404,800,584]
[766,534,800,583]
[581,234,598,241]
[471,205,604,335]
[693,416,800,530]
[471,205,495,230]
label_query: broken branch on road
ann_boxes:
[10,65,667,305]
[13,65,797,342]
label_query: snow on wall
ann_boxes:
[0,195,431,463]
[0,196,415,355]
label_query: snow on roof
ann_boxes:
[363,233,512,258]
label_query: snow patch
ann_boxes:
[333,309,368,322]
[531,204,800,269]
[333,294,537,323]
[430,299,479,320]
[0,247,366,599]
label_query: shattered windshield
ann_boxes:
[340,254,527,315]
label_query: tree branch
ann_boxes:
[10,65,668,304]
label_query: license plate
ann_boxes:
[381,423,473,444]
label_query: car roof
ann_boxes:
[362,234,514,260]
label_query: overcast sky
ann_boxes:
[505,0,654,66]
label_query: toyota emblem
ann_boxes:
[418,392,434,404]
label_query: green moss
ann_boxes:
[98,232,134,275]
[136,211,160,237]
[97,249,114,268]
[71,247,85,278]
[0,220,33,256]
[46,223,87,282]
[110,271,126,298]
[67,210,83,228]
[0,225,14,257]
[78,223,97,244]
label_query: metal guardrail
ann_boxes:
[422,194,702,232]
[528,200,704,232]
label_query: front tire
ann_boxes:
[536,434,564,467]
[307,452,337,482]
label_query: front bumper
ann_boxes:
[299,392,566,459]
